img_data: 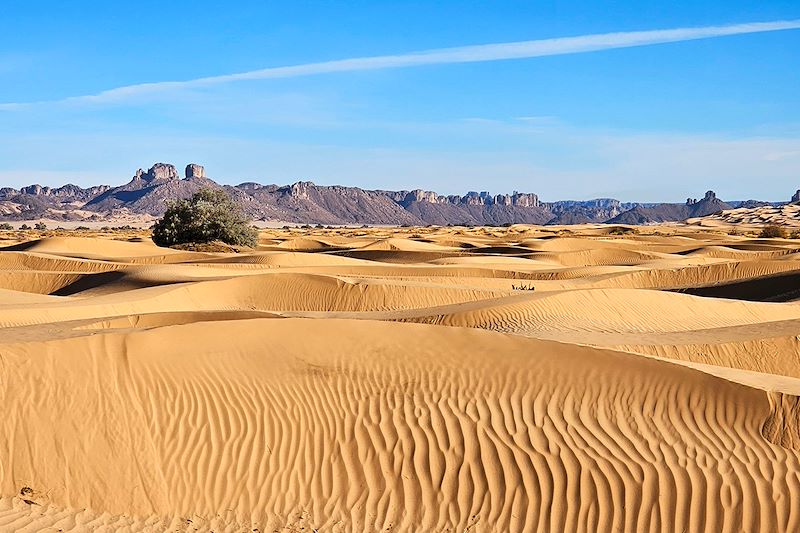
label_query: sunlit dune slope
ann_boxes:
[2,225,800,532]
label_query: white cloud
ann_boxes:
[2,19,799,109]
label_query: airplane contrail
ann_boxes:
[2,19,799,109]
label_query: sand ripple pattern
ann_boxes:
[0,320,799,532]
[2,229,800,532]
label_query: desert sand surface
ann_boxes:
[687,203,800,230]
[2,224,800,532]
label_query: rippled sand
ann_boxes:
[1,224,800,532]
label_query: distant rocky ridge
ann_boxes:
[606,191,733,225]
[0,162,793,226]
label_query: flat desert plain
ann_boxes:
[2,224,800,532]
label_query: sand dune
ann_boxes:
[687,203,800,229]
[2,226,800,531]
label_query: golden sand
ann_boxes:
[1,224,800,531]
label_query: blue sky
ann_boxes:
[1,1,798,201]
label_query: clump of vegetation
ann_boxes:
[19,223,30,230]
[759,225,787,239]
[0,223,12,230]
[74,226,90,231]
[790,229,800,240]
[608,226,638,235]
[34,222,47,231]
[152,188,258,248]
[511,283,536,291]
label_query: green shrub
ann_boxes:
[759,225,787,239]
[19,224,30,230]
[152,188,257,248]
[34,222,47,231]
[0,223,12,230]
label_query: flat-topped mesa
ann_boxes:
[20,184,49,196]
[185,163,206,179]
[462,191,493,206]
[404,189,441,204]
[461,191,539,207]
[147,163,179,181]
[400,189,540,208]
[14,183,108,199]
[132,163,180,183]
[510,192,539,207]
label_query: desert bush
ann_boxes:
[759,225,787,238]
[608,226,638,235]
[0,223,12,230]
[790,230,800,240]
[152,188,257,248]
[34,222,47,231]
[19,224,30,230]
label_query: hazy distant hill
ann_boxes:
[0,163,785,226]
[606,191,732,225]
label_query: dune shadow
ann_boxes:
[674,271,800,302]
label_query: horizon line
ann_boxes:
[2,170,797,205]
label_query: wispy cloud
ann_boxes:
[2,19,799,109]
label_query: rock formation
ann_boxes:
[185,164,206,179]
[0,163,768,226]
[610,190,732,225]
[289,181,312,200]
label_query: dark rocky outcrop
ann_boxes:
[85,163,219,215]
[185,164,206,179]
[0,164,772,226]
[607,190,732,225]
[543,199,638,225]
[0,182,111,220]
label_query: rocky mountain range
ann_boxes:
[606,191,733,225]
[0,162,793,226]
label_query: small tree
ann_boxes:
[34,222,47,231]
[19,223,30,230]
[759,225,787,239]
[0,223,12,230]
[152,188,257,248]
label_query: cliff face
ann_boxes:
[607,191,733,225]
[0,164,761,225]
[72,164,553,225]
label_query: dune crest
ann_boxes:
[2,226,800,531]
